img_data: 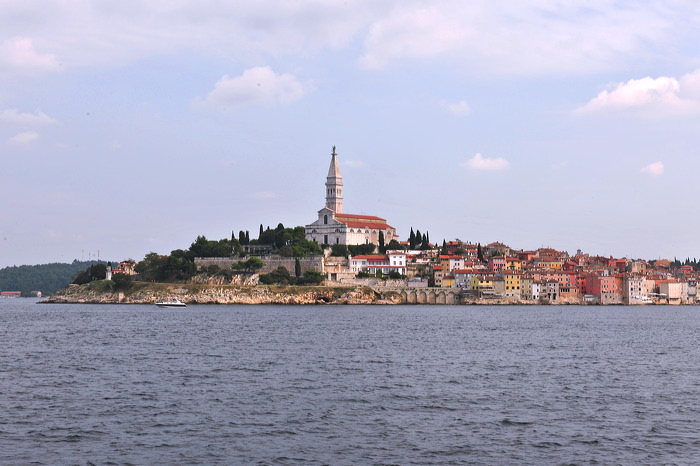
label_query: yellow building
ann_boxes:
[503,271,522,298]
[442,274,456,288]
[470,275,496,297]
[505,258,522,271]
[532,258,563,270]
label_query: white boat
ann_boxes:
[155,298,187,308]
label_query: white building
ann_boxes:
[305,147,398,246]
[349,251,407,276]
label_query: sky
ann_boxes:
[2,0,700,268]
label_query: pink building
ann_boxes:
[488,256,505,273]
[585,273,623,304]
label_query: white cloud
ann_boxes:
[641,161,664,176]
[0,2,372,71]
[462,153,509,171]
[0,108,56,125]
[440,100,471,116]
[196,66,309,110]
[576,71,700,116]
[359,7,467,69]
[9,131,39,145]
[358,1,688,75]
[0,37,60,76]
[0,1,694,77]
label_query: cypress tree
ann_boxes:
[409,228,416,249]
[426,231,430,245]
[259,224,264,240]
[415,229,422,246]
[295,258,302,278]
[245,231,250,244]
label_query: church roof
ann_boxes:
[334,213,394,230]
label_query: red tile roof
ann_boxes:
[334,213,395,230]
[352,255,389,261]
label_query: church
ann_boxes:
[305,147,398,247]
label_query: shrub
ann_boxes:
[111,273,134,290]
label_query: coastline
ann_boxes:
[43,282,404,305]
[37,281,649,305]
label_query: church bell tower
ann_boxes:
[325,146,343,213]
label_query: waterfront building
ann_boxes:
[305,147,398,247]
[622,275,646,305]
[502,270,522,298]
[439,255,465,272]
[348,251,407,276]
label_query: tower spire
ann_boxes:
[325,146,343,213]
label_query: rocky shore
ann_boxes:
[44,282,405,305]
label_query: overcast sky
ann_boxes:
[2,0,700,267]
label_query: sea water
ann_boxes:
[1,299,699,464]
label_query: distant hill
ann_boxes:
[0,260,110,297]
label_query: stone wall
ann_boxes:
[339,277,408,288]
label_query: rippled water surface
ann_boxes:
[2,299,700,464]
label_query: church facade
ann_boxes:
[305,147,398,246]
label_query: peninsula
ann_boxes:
[40,147,700,305]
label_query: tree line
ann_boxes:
[0,260,109,296]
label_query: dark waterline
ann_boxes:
[2,298,700,464]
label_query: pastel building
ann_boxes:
[349,251,407,276]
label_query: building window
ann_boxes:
[324,215,328,224]
[324,235,328,244]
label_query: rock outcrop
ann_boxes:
[44,282,403,305]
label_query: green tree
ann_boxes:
[331,244,349,257]
[189,235,239,257]
[135,252,168,281]
[234,256,264,272]
[299,270,324,285]
[110,273,133,290]
[378,231,385,253]
[409,227,416,249]
[386,239,404,251]
[259,266,291,285]
[348,244,376,256]
[89,263,107,280]
[295,258,302,278]
[72,270,92,285]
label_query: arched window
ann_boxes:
[324,215,328,224]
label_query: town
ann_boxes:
[102,147,698,305]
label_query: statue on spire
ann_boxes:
[332,145,336,155]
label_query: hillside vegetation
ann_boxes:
[0,260,108,296]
